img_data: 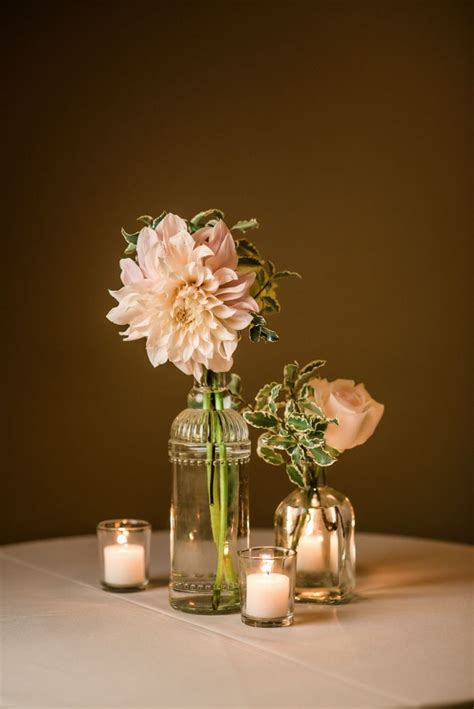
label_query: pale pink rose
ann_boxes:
[107,214,258,378]
[310,378,384,452]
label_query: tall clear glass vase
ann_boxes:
[275,466,355,604]
[169,373,250,614]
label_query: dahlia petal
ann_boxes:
[207,351,233,373]
[146,346,168,367]
[156,213,188,240]
[136,227,159,276]
[210,303,236,318]
[225,295,259,311]
[222,338,238,359]
[208,220,228,252]
[120,258,144,285]
[213,267,238,285]
[205,232,238,271]
[192,226,213,246]
[164,231,196,271]
[225,311,253,330]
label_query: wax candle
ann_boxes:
[245,572,290,619]
[297,531,339,575]
[297,534,325,573]
[104,543,145,587]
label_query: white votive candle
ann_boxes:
[104,543,145,586]
[246,572,290,619]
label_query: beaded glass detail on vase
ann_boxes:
[274,466,355,604]
[169,373,250,614]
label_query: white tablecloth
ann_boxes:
[1,530,472,708]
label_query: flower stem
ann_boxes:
[204,372,238,611]
[212,388,228,610]
[204,391,219,547]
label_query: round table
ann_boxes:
[1,530,472,708]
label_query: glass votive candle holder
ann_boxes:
[238,546,296,627]
[97,519,151,592]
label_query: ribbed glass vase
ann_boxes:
[169,373,250,614]
[275,467,355,604]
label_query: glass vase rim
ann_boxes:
[238,546,296,560]
[97,518,151,532]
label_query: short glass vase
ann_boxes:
[97,519,151,592]
[275,468,355,604]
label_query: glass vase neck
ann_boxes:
[194,371,228,390]
[187,372,232,409]
[306,465,327,489]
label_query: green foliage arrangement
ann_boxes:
[243,360,340,489]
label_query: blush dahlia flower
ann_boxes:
[107,213,258,378]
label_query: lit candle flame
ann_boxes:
[261,553,273,575]
[117,530,129,545]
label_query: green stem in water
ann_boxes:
[290,470,315,552]
[204,390,219,548]
[212,389,227,610]
[204,371,239,611]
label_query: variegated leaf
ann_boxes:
[309,447,337,467]
[283,362,299,390]
[243,410,279,429]
[286,463,305,488]
[287,414,311,433]
[258,446,284,466]
[231,218,259,233]
[263,433,295,450]
[190,209,225,228]
[273,270,302,280]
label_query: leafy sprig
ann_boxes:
[243,360,340,489]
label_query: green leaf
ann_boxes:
[255,382,281,413]
[121,227,140,245]
[249,313,279,343]
[283,362,299,390]
[263,434,295,450]
[231,218,259,233]
[239,256,262,268]
[301,400,325,418]
[298,383,315,400]
[258,446,284,466]
[137,215,153,226]
[261,295,281,314]
[260,325,279,342]
[265,260,275,277]
[299,433,325,449]
[287,414,312,433]
[243,410,279,429]
[286,463,305,488]
[299,359,326,377]
[295,360,326,391]
[309,447,338,467]
[255,381,277,408]
[124,242,137,254]
[325,444,341,459]
[290,445,303,468]
[190,209,225,228]
[235,239,261,259]
[152,212,167,229]
[273,270,302,280]
[228,373,242,397]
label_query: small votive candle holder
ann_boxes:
[97,519,151,592]
[238,546,296,627]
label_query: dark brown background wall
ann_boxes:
[4,1,471,545]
